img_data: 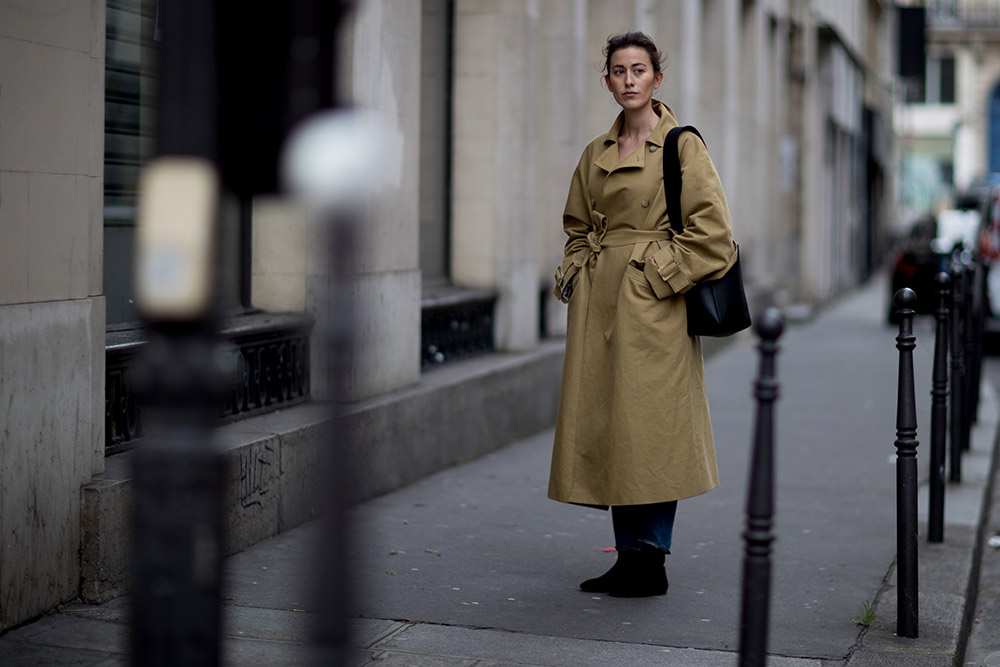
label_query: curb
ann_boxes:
[847,379,1000,666]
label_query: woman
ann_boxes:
[549,32,736,598]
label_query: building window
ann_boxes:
[939,56,955,104]
[933,0,957,19]
[104,0,248,324]
[419,0,453,285]
[104,0,156,323]
[906,54,956,105]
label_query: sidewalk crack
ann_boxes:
[366,621,412,650]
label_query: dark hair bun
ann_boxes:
[603,32,664,76]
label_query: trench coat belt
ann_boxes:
[555,228,674,303]
[582,228,674,342]
[583,228,673,266]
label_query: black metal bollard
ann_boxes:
[129,1,225,664]
[969,258,987,427]
[738,308,784,667]
[894,288,920,638]
[928,273,950,543]
[963,258,977,449]
[972,259,989,423]
[950,259,966,482]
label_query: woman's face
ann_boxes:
[605,46,662,112]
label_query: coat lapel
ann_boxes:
[593,143,620,173]
[592,101,678,174]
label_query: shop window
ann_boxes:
[104,0,248,324]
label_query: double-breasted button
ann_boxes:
[641,200,650,208]
[649,145,659,152]
[591,199,596,208]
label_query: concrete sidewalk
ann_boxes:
[0,275,997,666]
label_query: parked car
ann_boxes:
[887,209,978,323]
[977,185,1000,317]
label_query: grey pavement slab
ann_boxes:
[219,635,329,667]
[368,651,478,666]
[222,606,315,643]
[222,520,319,611]
[0,614,127,655]
[61,598,129,625]
[368,622,835,667]
[0,642,124,666]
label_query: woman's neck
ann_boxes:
[619,103,660,142]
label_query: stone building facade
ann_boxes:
[0,0,896,631]
[895,0,1000,211]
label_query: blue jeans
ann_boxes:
[612,501,677,554]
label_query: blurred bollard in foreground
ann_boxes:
[273,3,360,663]
[928,273,950,544]
[893,287,919,639]
[129,0,226,664]
[131,1,358,664]
[283,111,386,664]
[739,308,784,667]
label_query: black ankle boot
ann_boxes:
[580,550,636,592]
[608,549,667,597]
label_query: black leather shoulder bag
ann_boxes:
[663,125,752,337]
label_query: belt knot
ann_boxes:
[586,231,603,253]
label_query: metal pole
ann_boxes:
[950,259,966,482]
[738,308,784,667]
[313,213,359,665]
[970,259,987,425]
[928,273,950,543]
[893,288,919,639]
[963,257,976,449]
[275,4,358,663]
[130,1,224,665]
[968,255,986,426]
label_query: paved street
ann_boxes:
[0,273,997,666]
[961,359,1000,667]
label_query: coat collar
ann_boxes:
[593,100,679,173]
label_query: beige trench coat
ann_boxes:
[548,101,736,508]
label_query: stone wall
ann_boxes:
[0,1,106,631]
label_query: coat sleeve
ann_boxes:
[553,148,594,302]
[643,132,736,299]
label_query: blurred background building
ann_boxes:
[0,0,902,633]
[896,0,1000,217]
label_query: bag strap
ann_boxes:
[663,125,706,236]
